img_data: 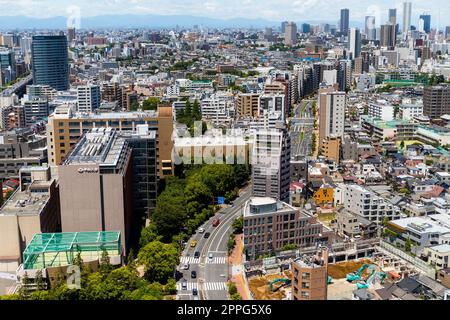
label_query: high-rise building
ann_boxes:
[31,35,69,91]
[46,105,174,178]
[349,28,361,59]
[0,50,16,84]
[284,22,297,46]
[403,2,412,34]
[251,125,291,203]
[281,21,288,33]
[423,85,450,119]
[237,93,259,117]
[389,8,397,25]
[59,128,133,252]
[301,23,311,34]
[318,91,346,148]
[264,28,273,41]
[365,16,376,40]
[340,8,350,37]
[446,26,450,39]
[380,24,396,49]
[77,84,101,113]
[419,14,431,33]
[67,27,76,42]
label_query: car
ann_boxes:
[181,282,187,290]
[192,288,198,296]
[204,232,210,239]
[212,218,220,227]
[198,228,205,234]
[191,271,197,279]
[208,253,213,261]
[190,240,197,248]
[194,251,200,258]
[181,263,189,270]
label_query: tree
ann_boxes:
[400,140,405,150]
[99,249,113,276]
[137,241,179,284]
[192,99,201,121]
[142,97,160,111]
[139,223,162,247]
[405,237,412,252]
[232,216,243,234]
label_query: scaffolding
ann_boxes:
[22,231,121,270]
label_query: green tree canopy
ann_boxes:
[137,241,179,283]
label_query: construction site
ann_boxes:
[245,242,426,300]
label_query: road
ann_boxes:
[290,100,315,160]
[176,185,252,300]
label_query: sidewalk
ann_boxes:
[229,234,251,300]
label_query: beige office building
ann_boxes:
[58,128,134,252]
[46,105,173,178]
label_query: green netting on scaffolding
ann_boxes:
[22,231,121,270]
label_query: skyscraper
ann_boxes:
[318,90,346,148]
[31,35,69,91]
[365,16,376,40]
[389,9,397,25]
[340,8,350,36]
[380,24,396,49]
[349,28,361,59]
[284,22,297,46]
[67,27,76,42]
[281,21,288,33]
[403,2,412,34]
[251,125,291,203]
[419,14,431,33]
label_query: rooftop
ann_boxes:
[0,184,52,216]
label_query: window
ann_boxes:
[301,282,310,289]
[302,272,310,279]
[301,291,310,298]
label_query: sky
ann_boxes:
[0,0,448,27]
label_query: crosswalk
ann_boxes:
[176,282,227,291]
[180,256,228,265]
[180,257,200,264]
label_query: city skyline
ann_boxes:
[0,0,447,28]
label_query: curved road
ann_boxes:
[176,185,252,300]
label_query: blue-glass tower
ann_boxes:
[31,35,69,91]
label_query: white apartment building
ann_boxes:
[77,84,101,113]
[344,184,401,224]
[368,100,395,121]
[258,94,286,122]
[399,99,423,120]
[318,91,346,144]
[201,94,234,126]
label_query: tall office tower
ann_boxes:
[446,26,450,39]
[349,28,361,59]
[403,2,412,34]
[423,85,450,119]
[389,9,397,25]
[340,8,350,37]
[419,14,431,33]
[264,28,273,41]
[318,91,346,148]
[77,84,101,113]
[365,16,376,40]
[0,50,16,83]
[302,23,311,34]
[251,124,291,203]
[284,22,297,46]
[67,27,76,42]
[380,24,396,49]
[31,35,69,91]
[22,96,49,126]
[281,21,288,33]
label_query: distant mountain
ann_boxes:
[0,14,363,30]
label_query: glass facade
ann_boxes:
[31,35,69,91]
